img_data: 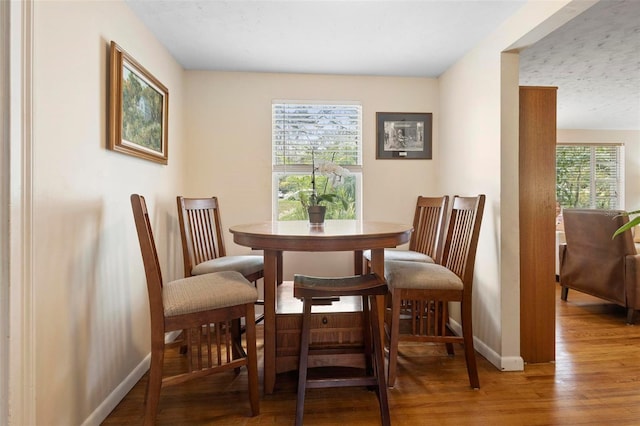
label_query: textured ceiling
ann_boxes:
[125,0,640,130]
[519,0,640,130]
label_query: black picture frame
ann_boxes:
[376,112,432,159]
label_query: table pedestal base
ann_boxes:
[275,282,365,374]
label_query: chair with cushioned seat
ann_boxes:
[177,196,265,324]
[363,196,449,347]
[384,194,485,388]
[131,194,259,425]
[363,195,449,271]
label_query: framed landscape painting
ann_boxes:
[376,112,432,159]
[109,41,169,164]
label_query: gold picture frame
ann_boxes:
[109,41,169,164]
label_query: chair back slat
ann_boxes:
[130,194,165,325]
[177,196,227,276]
[410,196,449,263]
[441,195,485,288]
[189,208,218,264]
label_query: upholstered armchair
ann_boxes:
[559,208,640,324]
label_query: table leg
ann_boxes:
[369,248,386,351]
[277,251,283,285]
[353,250,363,275]
[263,249,279,394]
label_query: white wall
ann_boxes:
[557,129,640,210]
[31,1,186,424]
[184,72,440,279]
[438,0,589,369]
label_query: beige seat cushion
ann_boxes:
[385,260,462,290]
[163,271,258,317]
[191,255,263,277]
[363,249,434,263]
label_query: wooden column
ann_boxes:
[519,86,557,363]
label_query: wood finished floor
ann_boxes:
[102,285,640,425]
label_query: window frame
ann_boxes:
[556,142,625,210]
[271,100,363,222]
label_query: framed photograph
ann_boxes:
[376,112,432,159]
[109,41,169,164]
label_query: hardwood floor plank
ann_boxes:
[102,284,640,425]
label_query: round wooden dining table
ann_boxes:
[230,220,412,394]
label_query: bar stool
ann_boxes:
[293,273,390,426]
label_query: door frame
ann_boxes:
[1,1,35,424]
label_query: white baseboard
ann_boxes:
[499,355,526,371]
[448,318,524,372]
[81,354,150,426]
[81,331,181,425]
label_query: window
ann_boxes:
[556,144,624,209]
[272,102,362,221]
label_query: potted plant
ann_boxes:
[303,151,349,224]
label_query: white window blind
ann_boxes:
[272,102,362,171]
[556,144,624,209]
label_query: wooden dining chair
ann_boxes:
[294,273,390,426]
[363,195,449,271]
[177,196,265,324]
[131,194,260,425]
[384,194,485,388]
[363,196,449,342]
